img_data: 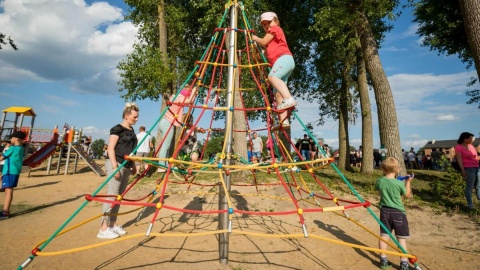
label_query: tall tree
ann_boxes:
[458,0,480,107]
[412,0,480,106]
[309,0,394,172]
[355,40,374,174]
[338,65,353,171]
[350,0,406,174]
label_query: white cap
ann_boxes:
[260,12,277,23]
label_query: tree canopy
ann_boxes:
[0,33,17,50]
[411,0,480,106]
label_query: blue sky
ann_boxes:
[0,0,478,151]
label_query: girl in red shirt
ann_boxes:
[252,12,296,131]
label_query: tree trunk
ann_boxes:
[356,12,406,174]
[156,0,177,156]
[233,72,247,166]
[225,20,247,177]
[356,39,373,174]
[338,95,349,171]
[459,0,480,82]
[338,66,351,171]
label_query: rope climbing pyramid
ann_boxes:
[18,2,421,269]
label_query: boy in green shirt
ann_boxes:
[375,157,413,270]
[0,131,26,219]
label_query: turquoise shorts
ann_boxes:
[269,55,295,93]
[2,174,19,188]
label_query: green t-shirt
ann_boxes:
[375,176,407,213]
[2,145,24,175]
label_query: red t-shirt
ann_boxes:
[455,144,479,168]
[265,25,292,65]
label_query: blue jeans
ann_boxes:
[301,150,310,160]
[465,167,480,208]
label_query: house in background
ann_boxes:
[422,140,480,161]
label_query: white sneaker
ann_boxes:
[272,119,290,131]
[277,98,297,110]
[112,225,127,235]
[97,228,120,239]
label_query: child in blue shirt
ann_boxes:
[0,131,26,219]
[375,157,413,270]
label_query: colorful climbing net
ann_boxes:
[19,2,421,269]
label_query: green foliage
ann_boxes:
[0,33,17,50]
[412,0,472,67]
[118,45,174,101]
[411,0,480,108]
[203,130,226,159]
[91,139,106,158]
[429,155,465,200]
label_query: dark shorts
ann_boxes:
[380,206,410,238]
[2,174,19,188]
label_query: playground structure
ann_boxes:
[0,106,105,177]
[18,2,421,270]
[29,125,106,177]
[0,106,36,142]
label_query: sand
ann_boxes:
[1,161,479,270]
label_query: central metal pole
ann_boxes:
[219,2,237,265]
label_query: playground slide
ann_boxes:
[23,140,59,168]
[71,145,106,177]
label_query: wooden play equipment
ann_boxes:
[49,125,105,177]
[0,106,36,141]
[1,106,104,177]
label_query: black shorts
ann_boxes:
[380,206,410,238]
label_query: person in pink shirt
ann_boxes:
[454,132,480,210]
[252,11,296,131]
[157,86,198,171]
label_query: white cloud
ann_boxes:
[402,24,418,38]
[435,113,456,121]
[87,22,138,56]
[402,139,429,150]
[0,61,46,83]
[407,133,421,139]
[382,46,407,52]
[0,0,138,94]
[81,125,101,134]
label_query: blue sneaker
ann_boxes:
[0,211,10,220]
[398,263,410,270]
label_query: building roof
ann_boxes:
[423,139,480,149]
[2,106,36,116]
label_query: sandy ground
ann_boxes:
[1,161,479,270]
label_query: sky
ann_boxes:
[0,0,479,151]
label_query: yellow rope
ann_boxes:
[128,156,332,170]
[35,229,414,259]
[35,230,229,256]
[195,61,268,68]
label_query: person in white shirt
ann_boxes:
[251,132,263,162]
[135,126,153,175]
[407,150,418,169]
